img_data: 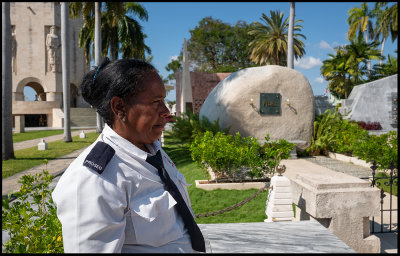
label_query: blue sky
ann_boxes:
[22,2,398,102]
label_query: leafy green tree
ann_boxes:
[321,35,382,99]
[165,56,182,81]
[185,17,257,73]
[321,46,351,99]
[69,2,151,65]
[372,2,398,65]
[345,34,382,83]
[370,53,398,80]
[248,10,306,66]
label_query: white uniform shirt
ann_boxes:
[52,124,196,253]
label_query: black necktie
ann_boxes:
[146,150,206,252]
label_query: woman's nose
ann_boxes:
[160,101,170,117]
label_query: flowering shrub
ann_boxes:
[2,169,63,253]
[357,121,382,130]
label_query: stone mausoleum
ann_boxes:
[10,2,92,131]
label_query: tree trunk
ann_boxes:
[62,2,72,142]
[287,2,295,69]
[364,30,371,76]
[110,27,118,61]
[95,2,103,133]
[380,37,385,65]
[2,2,15,160]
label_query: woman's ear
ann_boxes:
[110,96,126,120]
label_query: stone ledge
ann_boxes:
[195,180,268,190]
[327,152,371,169]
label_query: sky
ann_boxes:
[22,2,398,102]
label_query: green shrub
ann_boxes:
[190,131,294,181]
[2,169,63,253]
[308,109,397,170]
[171,112,229,144]
[352,131,398,170]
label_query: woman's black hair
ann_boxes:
[80,58,157,125]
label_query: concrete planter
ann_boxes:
[195,180,268,191]
[327,152,371,169]
[195,166,270,190]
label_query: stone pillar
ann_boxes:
[13,91,24,101]
[265,166,294,222]
[14,115,25,133]
[47,92,62,102]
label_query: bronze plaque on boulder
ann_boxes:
[260,93,281,115]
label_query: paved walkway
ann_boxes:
[2,132,397,253]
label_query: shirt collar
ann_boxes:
[102,124,161,160]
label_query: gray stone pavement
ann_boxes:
[2,131,397,253]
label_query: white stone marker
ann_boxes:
[265,165,294,222]
[38,139,48,150]
[80,131,86,138]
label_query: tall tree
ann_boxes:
[347,2,374,73]
[2,2,15,160]
[345,34,382,83]
[69,2,150,65]
[248,10,306,66]
[95,2,103,133]
[373,2,398,65]
[287,2,295,69]
[186,17,257,73]
[321,46,350,99]
[62,2,72,142]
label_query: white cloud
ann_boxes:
[314,77,324,83]
[319,40,333,51]
[169,55,179,62]
[294,56,323,69]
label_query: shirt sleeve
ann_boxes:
[52,164,128,253]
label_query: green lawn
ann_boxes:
[2,132,100,179]
[163,132,271,223]
[12,129,79,143]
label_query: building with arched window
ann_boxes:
[10,2,95,131]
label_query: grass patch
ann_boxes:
[375,172,398,196]
[12,129,79,143]
[2,132,100,179]
[163,131,269,224]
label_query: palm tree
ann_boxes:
[287,2,295,69]
[61,2,72,142]
[2,2,15,160]
[248,10,306,66]
[373,2,398,65]
[347,2,375,73]
[69,2,150,65]
[345,34,382,82]
[321,46,350,99]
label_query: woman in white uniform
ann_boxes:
[52,58,205,253]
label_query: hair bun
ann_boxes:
[81,58,111,108]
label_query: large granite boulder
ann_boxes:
[199,65,314,150]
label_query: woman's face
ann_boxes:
[124,71,170,149]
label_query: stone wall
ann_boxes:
[339,74,397,131]
[175,71,231,114]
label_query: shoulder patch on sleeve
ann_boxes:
[83,141,115,174]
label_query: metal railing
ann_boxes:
[361,160,398,233]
